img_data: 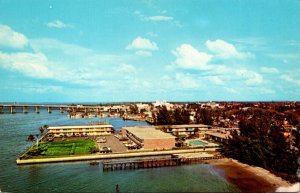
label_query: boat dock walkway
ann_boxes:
[102,155,224,171]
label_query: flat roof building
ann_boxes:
[48,124,114,137]
[204,128,239,143]
[123,126,176,150]
[155,124,211,137]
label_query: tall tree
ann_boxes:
[155,106,173,125]
[224,109,299,182]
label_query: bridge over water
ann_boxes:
[0,103,115,114]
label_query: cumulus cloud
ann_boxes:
[236,69,263,85]
[260,67,279,74]
[47,20,69,28]
[172,44,213,70]
[0,51,53,78]
[126,36,158,51]
[206,39,254,59]
[0,24,28,49]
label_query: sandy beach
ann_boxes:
[209,158,291,192]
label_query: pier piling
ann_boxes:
[102,156,224,172]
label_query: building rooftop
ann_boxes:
[48,124,113,130]
[205,131,230,139]
[125,126,176,139]
[156,124,211,128]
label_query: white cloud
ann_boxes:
[172,44,212,70]
[126,36,158,51]
[280,74,293,82]
[0,51,53,78]
[206,39,254,59]
[280,74,300,85]
[47,20,69,28]
[146,32,158,37]
[260,67,279,74]
[117,63,136,74]
[147,16,173,21]
[0,24,28,49]
[133,11,181,27]
[260,88,275,94]
[236,69,263,85]
[206,76,224,85]
[175,73,199,89]
[224,87,239,94]
[135,50,152,57]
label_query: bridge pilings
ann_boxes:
[35,106,40,113]
[47,107,52,114]
[22,106,28,114]
[10,106,16,114]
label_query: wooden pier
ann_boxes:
[102,155,224,171]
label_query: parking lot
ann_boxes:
[97,135,127,153]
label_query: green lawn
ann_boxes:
[25,139,97,158]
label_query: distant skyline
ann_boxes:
[0,0,300,102]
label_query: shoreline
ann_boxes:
[208,158,290,192]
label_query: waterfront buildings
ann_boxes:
[155,124,211,138]
[123,126,176,150]
[47,124,114,137]
[204,128,239,143]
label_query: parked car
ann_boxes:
[100,146,112,153]
[96,137,106,143]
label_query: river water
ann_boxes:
[0,110,239,192]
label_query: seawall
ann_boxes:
[16,148,217,165]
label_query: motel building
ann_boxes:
[123,126,176,150]
[155,124,211,138]
[47,124,114,137]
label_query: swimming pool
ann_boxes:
[187,139,208,147]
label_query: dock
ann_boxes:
[102,155,224,171]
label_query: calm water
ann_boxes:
[0,110,239,192]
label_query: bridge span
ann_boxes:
[0,103,115,114]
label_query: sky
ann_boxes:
[0,0,300,102]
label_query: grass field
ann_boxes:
[25,139,97,158]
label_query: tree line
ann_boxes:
[223,109,300,182]
[152,105,213,125]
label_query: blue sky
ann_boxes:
[0,0,299,102]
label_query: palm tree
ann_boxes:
[27,134,35,142]
[39,127,44,136]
